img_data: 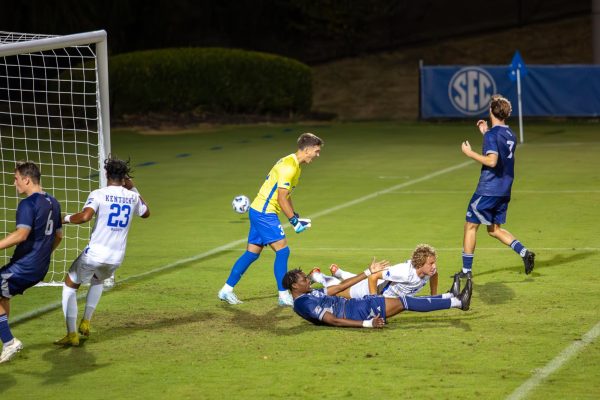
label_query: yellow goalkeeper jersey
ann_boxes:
[251,153,302,214]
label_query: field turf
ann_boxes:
[2,121,599,399]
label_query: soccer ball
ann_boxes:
[232,195,250,214]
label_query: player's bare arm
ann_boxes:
[63,207,95,225]
[123,177,150,218]
[322,311,385,328]
[476,119,489,134]
[326,258,390,296]
[461,141,498,167]
[277,187,294,219]
[429,270,438,295]
[0,227,30,250]
[52,231,63,252]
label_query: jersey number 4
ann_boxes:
[107,204,131,227]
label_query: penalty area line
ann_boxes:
[12,160,473,325]
[506,320,600,400]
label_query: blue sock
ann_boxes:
[510,240,527,257]
[225,251,260,287]
[0,314,14,344]
[274,247,290,291]
[462,252,474,273]
[402,296,451,312]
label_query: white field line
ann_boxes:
[506,321,600,400]
[12,160,473,324]
[280,247,600,252]
[382,190,600,194]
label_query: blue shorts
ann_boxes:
[344,296,387,321]
[0,263,44,298]
[247,208,285,246]
[465,193,510,225]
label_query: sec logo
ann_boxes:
[448,67,496,115]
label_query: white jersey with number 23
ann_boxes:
[83,185,147,265]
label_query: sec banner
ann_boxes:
[421,65,600,118]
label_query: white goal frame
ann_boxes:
[0,30,111,285]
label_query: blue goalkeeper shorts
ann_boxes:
[247,208,285,246]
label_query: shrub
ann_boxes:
[109,48,312,116]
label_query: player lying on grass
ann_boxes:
[282,262,472,328]
[307,244,464,300]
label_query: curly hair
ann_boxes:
[411,244,437,268]
[104,155,132,181]
[282,268,304,291]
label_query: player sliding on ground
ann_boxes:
[458,94,535,280]
[308,244,465,300]
[282,260,472,328]
[55,157,150,346]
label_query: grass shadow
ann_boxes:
[220,304,313,336]
[387,311,483,331]
[476,281,515,305]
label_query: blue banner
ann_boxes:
[420,65,600,118]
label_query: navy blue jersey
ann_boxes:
[475,125,517,197]
[293,289,386,325]
[8,192,62,278]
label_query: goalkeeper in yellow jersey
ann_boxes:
[218,132,323,306]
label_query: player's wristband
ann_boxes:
[63,214,72,223]
[362,319,373,328]
[364,268,372,277]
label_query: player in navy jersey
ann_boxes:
[282,260,472,329]
[458,94,535,279]
[0,161,62,363]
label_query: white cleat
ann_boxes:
[278,292,294,307]
[103,276,115,289]
[0,338,23,363]
[218,289,243,305]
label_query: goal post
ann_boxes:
[0,30,111,285]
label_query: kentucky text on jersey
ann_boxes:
[104,195,135,204]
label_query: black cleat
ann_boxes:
[523,250,535,275]
[459,278,473,311]
[453,270,472,280]
[449,274,461,297]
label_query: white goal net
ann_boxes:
[0,30,110,285]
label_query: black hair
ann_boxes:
[282,268,304,291]
[104,155,132,181]
[15,161,41,184]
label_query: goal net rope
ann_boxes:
[0,30,110,285]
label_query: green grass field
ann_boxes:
[2,121,599,399]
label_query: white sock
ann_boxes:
[62,284,78,333]
[83,283,104,320]
[310,271,327,285]
[220,284,234,293]
[442,293,453,299]
[450,298,462,308]
[278,290,290,299]
[337,268,356,280]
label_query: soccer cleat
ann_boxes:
[449,273,461,297]
[54,332,79,347]
[0,338,23,363]
[459,278,473,311]
[307,268,321,283]
[329,264,341,278]
[454,270,472,280]
[78,319,91,338]
[218,289,243,305]
[278,291,294,307]
[103,276,115,289]
[523,250,535,275]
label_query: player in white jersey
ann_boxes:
[309,244,460,300]
[55,157,150,346]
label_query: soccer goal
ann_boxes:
[0,30,111,285]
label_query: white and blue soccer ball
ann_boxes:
[232,195,250,214]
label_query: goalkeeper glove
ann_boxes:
[289,213,311,233]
